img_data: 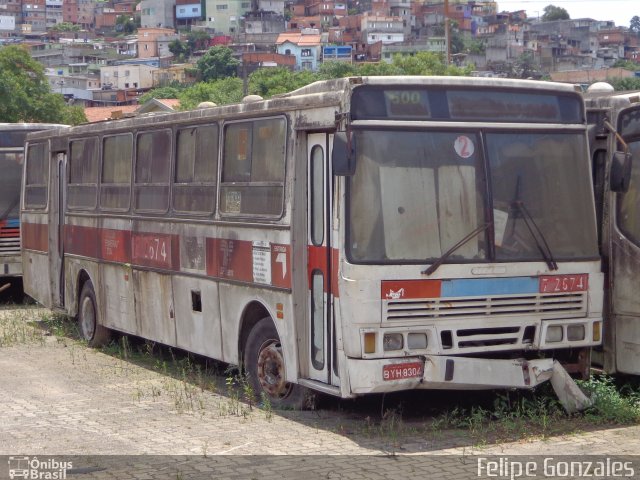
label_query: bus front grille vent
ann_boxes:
[384,292,586,321]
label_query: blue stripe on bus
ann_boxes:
[5,218,19,228]
[440,277,538,297]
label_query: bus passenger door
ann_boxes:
[307,133,337,386]
[49,152,66,308]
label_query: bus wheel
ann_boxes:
[78,281,111,347]
[244,317,315,410]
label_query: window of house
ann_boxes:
[68,137,99,210]
[173,125,218,214]
[216,4,227,9]
[301,48,312,57]
[134,130,171,212]
[220,118,286,216]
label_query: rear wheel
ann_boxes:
[244,317,315,410]
[78,280,111,347]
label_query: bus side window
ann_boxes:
[173,125,218,214]
[68,137,99,210]
[24,143,48,209]
[101,134,133,211]
[219,118,286,217]
[134,129,171,212]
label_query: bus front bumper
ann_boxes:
[347,355,555,394]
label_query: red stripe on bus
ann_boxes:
[205,237,254,283]
[65,224,100,259]
[22,222,49,253]
[270,243,291,289]
[307,245,340,297]
[101,228,131,263]
[381,279,441,300]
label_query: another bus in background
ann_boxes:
[0,124,65,291]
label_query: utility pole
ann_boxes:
[444,0,450,65]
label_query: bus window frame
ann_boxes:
[67,136,100,211]
[133,128,173,215]
[218,115,288,220]
[23,141,50,211]
[100,132,134,213]
[172,123,220,217]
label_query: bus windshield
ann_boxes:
[0,151,24,219]
[347,129,598,264]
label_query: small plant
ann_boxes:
[578,374,640,424]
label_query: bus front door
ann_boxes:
[307,133,338,386]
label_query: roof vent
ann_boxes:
[242,95,263,103]
[586,82,614,94]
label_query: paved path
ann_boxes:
[1,309,639,479]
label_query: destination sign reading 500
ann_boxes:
[384,90,429,117]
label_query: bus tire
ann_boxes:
[244,317,315,410]
[78,280,110,347]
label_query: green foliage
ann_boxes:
[613,59,640,71]
[138,85,184,104]
[541,5,570,22]
[178,77,243,109]
[466,39,486,55]
[317,61,357,80]
[391,51,471,76]
[196,46,240,82]
[578,375,640,424]
[630,15,640,34]
[609,77,640,91]
[61,105,87,126]
[115,15,137,34]
[186,31,211,53]
[51,22,80,32]
[0,45,69,123]
[168,39,189,62]
[249,67,318,97]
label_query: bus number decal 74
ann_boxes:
[132,233,173,269]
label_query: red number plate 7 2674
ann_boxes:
[539,274,588,293]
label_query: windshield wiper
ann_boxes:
[421,222,492,276]
[512,200,558,271]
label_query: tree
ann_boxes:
[61,105,88,126]
[168,39,189,62]
[541,5,570,22]
[195,46,240,82]
[630,16,640,35]
[178,77,244,109]
[115,15,137,34]
[0,45,68,123]
[186,31,211,54]
[510,51,540,79]
[138,85,184,104]
[249,67,319,98]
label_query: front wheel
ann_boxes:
[244,317,315,410]
[78,280,111,347]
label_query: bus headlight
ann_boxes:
[567,324,585,341]
[383,333,403,351]
[407,332,428,350]
[546,326,563,343]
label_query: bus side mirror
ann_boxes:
[332,131,356,176]
[610,151,632,193]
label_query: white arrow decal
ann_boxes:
[276,252,287,278]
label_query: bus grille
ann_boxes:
[384,292,586,322]
[0,223,20,256]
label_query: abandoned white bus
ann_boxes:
[22,77,603,408]
[0,123,65,283]
[585,83,640,375]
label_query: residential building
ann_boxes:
[100,63,157,90]
[22,0,46,32]
[140,0,175,28]
[45,0,62,28]
[203,0,251,35]
[275,28,322,70]
[176,0,201,28]
[361,13,404,45]
[137,27,179,59]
